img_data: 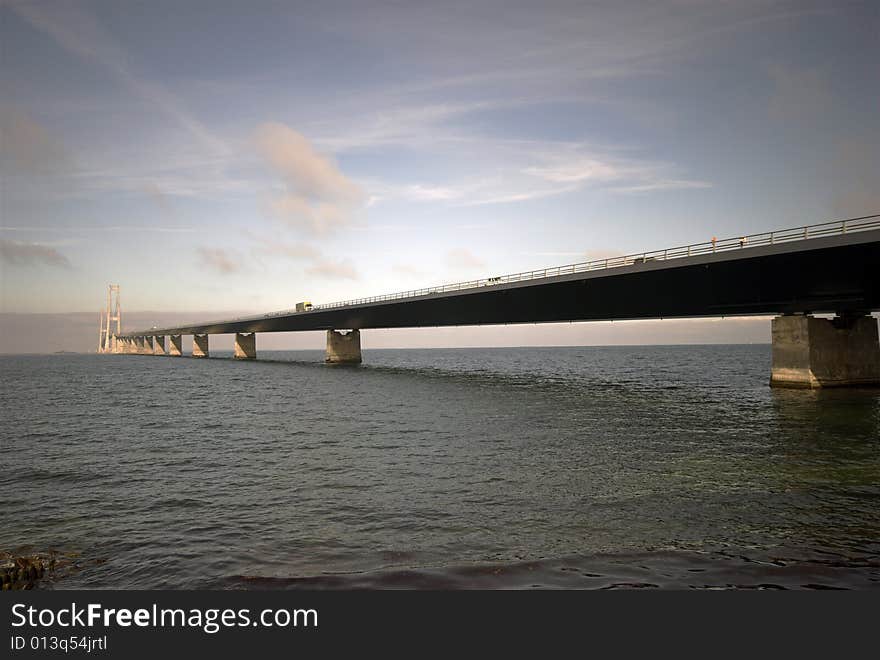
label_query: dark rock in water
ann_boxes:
[1,557,44,590]
[0,551,78,590]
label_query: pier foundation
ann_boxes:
[153,336,166,356]
[169,335,182,356]
[234,332,256,360]
[193,334,209,358]
[144,336,154,355]
[326,329,362,364]
[770,314,880,388]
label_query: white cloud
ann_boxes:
[0,106,72,176]
[10,1,227,156]
[610,179,713,194]
[257,241,321,260]
[768,64,833,122]
[392,263,425,278]
[255,123,365,235]
[362,139,711,209]
[0,239,72,268]
[197,247,241,275]
[446,248,485,270]
[0,225,195,234]
[313,102,494,152]
[523,159,622,184]
[305,258,359,280]
[252,236,360,281]
[458,184,580,207]
[403,184,463,201]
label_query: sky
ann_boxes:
[1,0,878,348]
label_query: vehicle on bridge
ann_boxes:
[296,301,313,312]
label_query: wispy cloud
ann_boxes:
[362,139,711,208]
[251,236,360,280]
[0,225,196,234]
[68,150,256,199]
[9,0,227,156]
[457,183,580,207]
[257,241,321,260]
[768,64,833,123]
[446,247,485,270]
[609,179,712,194]
[313,101,496,152]
[392,263,425,278]
[255,123,365,235]
[305,258,359,280]
[0,239,72,268]
[523,159,622,184]
[830,140,880,218]
[520,248,623,261]
[522,251,589,258]
[0,105,72,176]
[197,247,241,275]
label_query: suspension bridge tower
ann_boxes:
[97,284,122,353]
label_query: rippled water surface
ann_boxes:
[2,346,879,589]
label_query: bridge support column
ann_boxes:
[153,336,166,356]
[770,314,880,388]
[234,333,256,360]
[326,329,362,364]
[193,334,209,358]
[144,336,154,355]
[169,335,182,357]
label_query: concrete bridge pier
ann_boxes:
[770,314,880,388]
[326,329,362,364]
[144,336,154,355]
[234,333,256,359]
[134,336,145,354]
[193,334,209,358]
[153,336,166,356]
[169,335,182,356]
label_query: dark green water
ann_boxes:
[2,346,879,589]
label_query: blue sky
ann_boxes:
[1,0,878,318]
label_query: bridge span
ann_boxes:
[114,215,880,388]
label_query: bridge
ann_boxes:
[113,215,880,388]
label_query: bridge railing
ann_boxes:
[306,214,879,312]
